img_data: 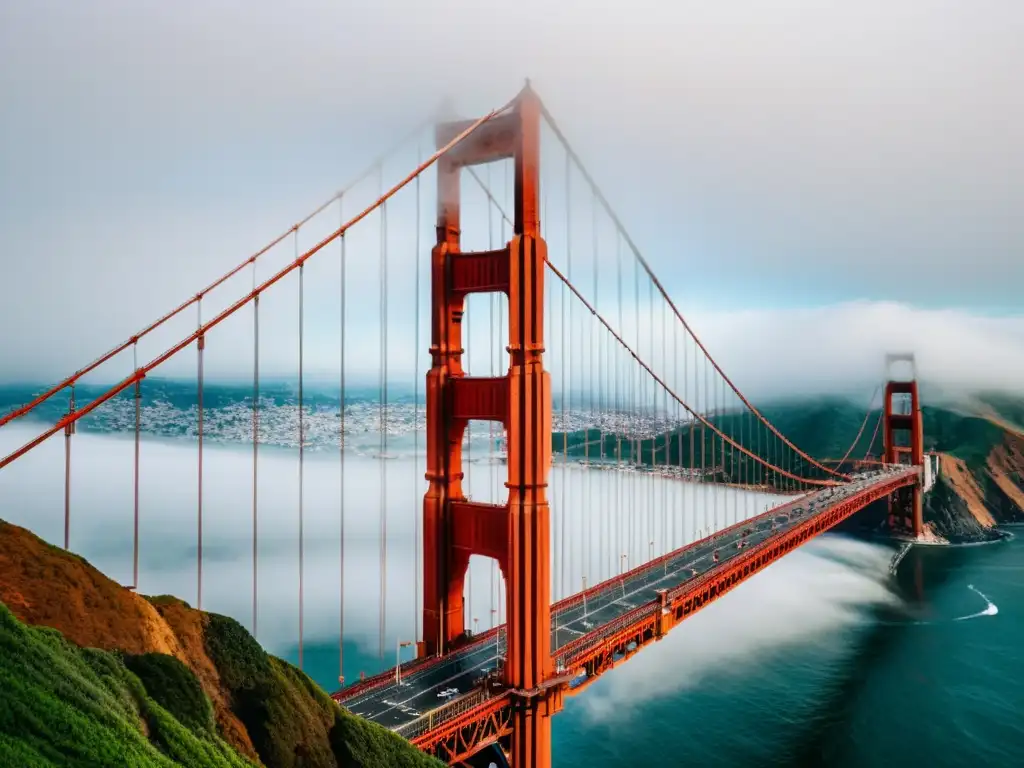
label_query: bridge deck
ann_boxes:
[335,468,915,733]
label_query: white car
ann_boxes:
[437,687,459,698]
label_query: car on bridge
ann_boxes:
[437,687,460,699]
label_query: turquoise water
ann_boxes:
[284,539,1024,767]
[2,392,1023,767]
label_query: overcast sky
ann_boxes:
[0,1,1021,397]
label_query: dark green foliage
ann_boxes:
[203,614,443,767]
[0,601,251,768]
[204,614,274,692]
[1,598,443,768]
[555,397,1017,488]
[978,392,1024,431]
[921,408,1004,471]
[125,652,215,735]
[149,595,194,610]
[329,710,448,768]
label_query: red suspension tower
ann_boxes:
[421,86,556,767]
[883,353,924,537]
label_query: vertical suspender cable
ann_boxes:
[729,387,736,524]
[702,351,708,533]
[714,361,720,530]
[592,194,602,581]
[561,151,570,601]
[632,244,639,563]
[615,234,623,574]
[133,343,141,589]
[662,291,668,552]
[197,299,204,611]
[339,200,347,685]
[379,198,389,660]
[689,330,695,537]
[414,155,422,642]
[63,385,74,550]
[297,227,305,670]
[253,271,260,637]
[672,307,678,550]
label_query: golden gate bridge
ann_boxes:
[0,83,926,768]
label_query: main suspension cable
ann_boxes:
[833,385,881,471]
[0,118,441,433]
[537,100,850,483]
[0,100,515,471]
[544,260,841,487]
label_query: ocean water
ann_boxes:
[1,385,1022,766]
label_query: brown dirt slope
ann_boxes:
[0,519,441,768]
[152,596,260,761]
[939,454,996,527]
[0,520,182,656]
[933,427,1024,537]
[987,432,1024,513]
[0,519,256,762]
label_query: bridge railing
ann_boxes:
[558,600,661,667]
[557,469,918,668]
[394,686,500,741]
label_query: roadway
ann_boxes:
[338,468,909,730]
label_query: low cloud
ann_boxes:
[1,1,1020,403]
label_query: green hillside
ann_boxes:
[556,397,1011,474]
[0,520,442,768]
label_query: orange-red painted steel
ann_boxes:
[884,380,924,536]
[411,692,514,764]
[420,86,555,768]
[564,471,918,681]
[399,470,920,765]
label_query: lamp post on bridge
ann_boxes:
[395,640,414,685]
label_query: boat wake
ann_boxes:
[952,584,999,621]
[894,584,998,626]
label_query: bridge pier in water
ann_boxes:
[421,86,558,768]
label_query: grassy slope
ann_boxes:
[0,601,252,767]
[0,520,442,768]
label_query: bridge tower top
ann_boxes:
[882,352,924,468]
[884,352,918,382]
